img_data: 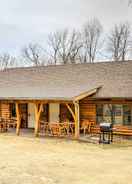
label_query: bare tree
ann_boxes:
[22,43,46,66]
[47,29,82,64]
[81,18,103,63]
[47,31,61,64]
[0,53,17,70]
[107,22,131,61]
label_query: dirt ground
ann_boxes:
[0,133,132,184]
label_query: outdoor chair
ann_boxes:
[80,120,89,136]
[7,118,17,128]
[80,120,96,136]
[69,122,75,136]
[63,122,70,136]
[49,122,61,136]
[39,121,49,135]
[48,122,71,137]
[57,122,71,137]
[88,120,96,133]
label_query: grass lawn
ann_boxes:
[0,133,132,184]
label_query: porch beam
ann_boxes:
[16,102,21,136]
[1,100,73,104]
[34,103,43,137]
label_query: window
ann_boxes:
[114,105,123,124]
[10,103,16,117]
[123,105,131,125]
[96,104,103,124]
[96,104,132,125]
[103,104,112,123]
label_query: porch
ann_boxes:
[79,98,132,141]
[0,98,132,142]
[0,100,79,138]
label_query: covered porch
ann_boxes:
[79,97,132,139]
[0,97,132,140]
[0,99,80,139]
[0,87,99,139]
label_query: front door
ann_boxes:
[28,103,35,128]
[49,103,60,122]
[19,104,28,128]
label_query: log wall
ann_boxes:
[79,100,96,123]
[0,103,11,119]
[79,97,132,124]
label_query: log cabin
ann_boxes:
[0,61,132,138]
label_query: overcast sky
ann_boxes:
[0,0,132,55]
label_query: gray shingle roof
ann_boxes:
[0,61,132,100]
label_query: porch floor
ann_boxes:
[4,128,132,144]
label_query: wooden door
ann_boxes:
[19,104,28,128]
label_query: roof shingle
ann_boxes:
[0,61,132,100]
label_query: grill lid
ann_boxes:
[100,122,112,127]
[100,122,113,132]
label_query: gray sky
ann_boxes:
[0,0,132,55]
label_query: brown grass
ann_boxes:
[0,133,132,184]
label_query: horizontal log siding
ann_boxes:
[79,101,96,123]
[0,102,11,119]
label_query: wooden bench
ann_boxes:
[91,125,132,136]
[113,126,132,136]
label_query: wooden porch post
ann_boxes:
[34,103,43,137]
[74,101,80,139]
[66,102,80,139]
[16,102,21,136]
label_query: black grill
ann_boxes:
[100,123,113,132]
[99,123,113,144]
